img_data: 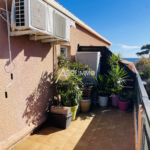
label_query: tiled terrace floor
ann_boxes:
[14,106,135,150]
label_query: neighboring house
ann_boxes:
[0,0,111,149]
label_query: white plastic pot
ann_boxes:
[98,96,108,107]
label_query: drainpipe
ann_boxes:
[4,0,13,98]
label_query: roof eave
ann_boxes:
[43,0,112,45]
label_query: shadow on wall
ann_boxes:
[1,35,52,65]
[22,71,58,126]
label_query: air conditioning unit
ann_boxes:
[11,0,53,35]
[53,11,71,42]
[66,19,71,41]
[54,11,66,39]
[47,5,54,35]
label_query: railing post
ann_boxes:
[137,105,143,150]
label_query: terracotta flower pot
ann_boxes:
[81,97,91,112]
[118,100,129,111]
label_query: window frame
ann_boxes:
[60,46,68,57]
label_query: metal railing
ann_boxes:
[134,65,150,150]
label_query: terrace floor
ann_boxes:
[13,106,135,150]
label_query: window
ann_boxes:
[60,46,68,57]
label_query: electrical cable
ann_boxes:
[4,0,13,98]
[0,14,11,25]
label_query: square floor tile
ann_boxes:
[43,138,57,145]
[72,132,83,138]
[35,136,47,143]
[68,137,80,144]
[37,144,51,150]
[24,141,42,150]
[63,130,74,136]
[53,140,66,148]
[58,135,70,142]
[63,142,76,150]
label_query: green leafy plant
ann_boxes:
[143,63,150,79]
[93,74,112,96]
[108,65,128,95]
[135,57,150,73]
[57,54,71,69]
[83,81,94,89]
[55,55,92,106]
[120,90,136,102]
[107,54,128,96]
[82,81,94,97]
[56,72,83,106]
[108,53,122,67]
[57,54,92,74]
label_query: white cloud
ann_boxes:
[117,44,141,49]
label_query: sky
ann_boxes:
[57,0,150,58]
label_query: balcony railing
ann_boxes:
[134,65,150,150]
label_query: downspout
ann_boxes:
[4,0,13,98]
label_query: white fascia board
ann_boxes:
[43,0,112,45]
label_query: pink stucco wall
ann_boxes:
[0,1,110,149]
[70,24,110,61]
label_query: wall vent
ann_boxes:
[15,0,25,27]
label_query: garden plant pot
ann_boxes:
[112,95,120,107]
[71,105,78,121]
[98,96,108,107]
[118,100,130,111]
[48,112,73,129]
[81,97,91,112]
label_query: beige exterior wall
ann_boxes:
[0,1,110,149]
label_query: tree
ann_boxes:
[136,44,150,58]
[135,57,150,72]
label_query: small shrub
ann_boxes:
[144,64,150,79]
[135,57,150,72]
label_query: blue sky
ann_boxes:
[58,0,150,58]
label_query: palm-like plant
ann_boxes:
[136,44,150,58]
[108,64,128,95]
[108,53,122,66]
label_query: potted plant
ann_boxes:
[82,81,93,97]
[57,72,83,120]
[119,90,135,111]
[108,65,128,107]
[70,62,93,113]
[108,54,128,107]
[55,55,85,120]
[93,74,111,107]
[79,81,93,112]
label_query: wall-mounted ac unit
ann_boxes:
[11,0,53,35]
[47,5,54,35]
[53,11,71,42]
[53,11,66,39]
